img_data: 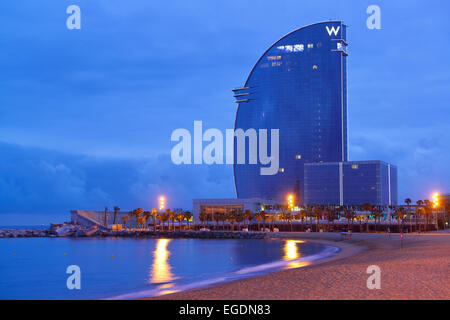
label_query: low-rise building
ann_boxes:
[304,161,398,206]
[192,198,281,222]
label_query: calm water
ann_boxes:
[0,237,338,300]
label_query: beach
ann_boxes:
[147,232,450,300]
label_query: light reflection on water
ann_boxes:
[0,237,332,299]
[150,239,179,295]
[283,240,311,269]
[151,239,174,283]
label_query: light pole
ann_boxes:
[432,192,440,230]
[159,196,165,211]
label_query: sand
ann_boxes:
[146,232,450,300]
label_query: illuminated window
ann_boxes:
[313,65,318,70]
[308,43,314,49]
[294,44,304,52]
[352,164,359,169]
[267,56,281,61]
[295,155,302,159]
[279,168,285,173]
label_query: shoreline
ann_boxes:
[146,232,450,300]
[108,239,344,300]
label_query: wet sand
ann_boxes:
[146,232,450,300]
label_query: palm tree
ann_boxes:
[166,209,175,231]
[213,211,221,230]
[184,211,192,230]
[236,211,244,231]
[206,212,213,228]
[415,207,424,232]
[405,198,412,232]
[268,213,276,231]
[199,210,207,229]
[423,202,433,232]
[143,211,151,230]
[304,206,313,229]
[113,206,120,225]
[313,206,322,232]
[294,212,302,231]
[286,211,293,232]
[416,200,424,232]
[362,202,372,233]
[122,216,129,230]
[139,217,146,229]
[160,212,169,231]
[393,207,406,232]
[372,207,383,232]
[152,208,158,231]
[345,209,354,232]
[228,210,237,231]
[357,213,365,232]
[246,213,254,231]
[176,213,185,230]
[301,210,309,231]
[132,208,143,229]
[330,207,339,232]
[255,211,263,231]
[323,208,332,232]
[261,210,268,231]
[244,210,252,229]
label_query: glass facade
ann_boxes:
[304,161,398,206]
[233,21,348,203]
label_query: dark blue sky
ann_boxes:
[1,0,449,224]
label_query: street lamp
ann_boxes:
[287,194,294,210]
[432,192,439,208]
[159,196,165,211]
[431,192,440,230]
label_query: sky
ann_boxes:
[0,0,449,225]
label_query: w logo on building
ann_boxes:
[326,26,340,36]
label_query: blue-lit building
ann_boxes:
[232,21,398,206]
[304,161,398,206]
[233,21,348,203]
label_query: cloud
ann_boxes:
[0,142,235,217]
[0,1,449,222]
[349,127,450,202]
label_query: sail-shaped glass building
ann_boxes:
[233,21,348,203]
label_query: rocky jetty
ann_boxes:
[0,228,48,238]
[0,223,267,239]
[109,230,267,239]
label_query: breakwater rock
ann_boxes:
[0,229,48,238]
[0,223,267,240]
[108,230,267,239]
